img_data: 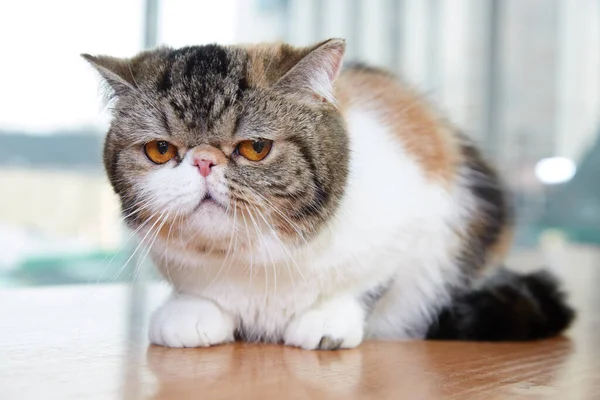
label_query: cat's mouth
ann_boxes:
[194,193,226,211]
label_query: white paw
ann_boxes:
[149,296,235,348]
[284,296,365,350]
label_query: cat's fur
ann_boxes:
[84,39,574,349]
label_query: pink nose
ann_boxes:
[194,158,216,177]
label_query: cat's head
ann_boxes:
[84,39,349,255]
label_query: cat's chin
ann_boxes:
[186,200,236,240]
[193,202,228,223]
[194,197,226,212]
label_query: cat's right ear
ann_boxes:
[81,54,137,98]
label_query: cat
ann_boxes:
[84,38,574,349]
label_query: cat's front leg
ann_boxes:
[284,295,365,350]
[149,294,235,348]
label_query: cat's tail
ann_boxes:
[426,268,575,341]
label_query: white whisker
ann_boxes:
[110,209,167,283]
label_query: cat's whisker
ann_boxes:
[238,205,255,292]
[231,187,309,260]
[144,211,172,278]
[116,209,166,285]
[120,197,161,222]
[248,198,309,283]
[220,199,244,289]
[247,202,280,298]
[110,209,167,284]
[94,203,163,285]
[250,199,314,266]
[242,198,274,304]
[249,201,305,293]
[231,200,240,274]
[204,204,238,290]
[132,213,167,285]
[132,209,171,285]
[161,208,182,286]
[241,187,312,249]
[94,197,161,261]
[173,208,192,278]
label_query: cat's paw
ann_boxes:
[284,296,365,350]
[149,296,235,348]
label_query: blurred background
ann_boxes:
[1,0,599,287]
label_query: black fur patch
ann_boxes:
[457,140,512,276]
[237,76,248,99]
[426,269,575,341]
[157,45,247,133]
[462,143,509,249]
[156,68,172,93]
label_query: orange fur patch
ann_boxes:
[335,69,460,184]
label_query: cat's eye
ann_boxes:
[144,140,178,164]
[237,139,273,161]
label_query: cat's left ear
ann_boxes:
[275,38,346,104]
[81,54,137,99]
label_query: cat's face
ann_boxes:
[85,40,349,255]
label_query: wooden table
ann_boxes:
[1,248,599,399]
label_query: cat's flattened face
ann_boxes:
[85,40,349,255]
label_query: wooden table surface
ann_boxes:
[1,248,599,399]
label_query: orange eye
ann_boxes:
[144,140,178,164]
[237,139,273,161]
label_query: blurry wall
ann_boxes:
[0,169,120,249]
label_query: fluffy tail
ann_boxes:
[426,269,575,341]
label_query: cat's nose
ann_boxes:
[193,157,217,177]
[190,145,226,177]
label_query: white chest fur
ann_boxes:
[149,107,468,342]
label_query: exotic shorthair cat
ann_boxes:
[84,39,574,350]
